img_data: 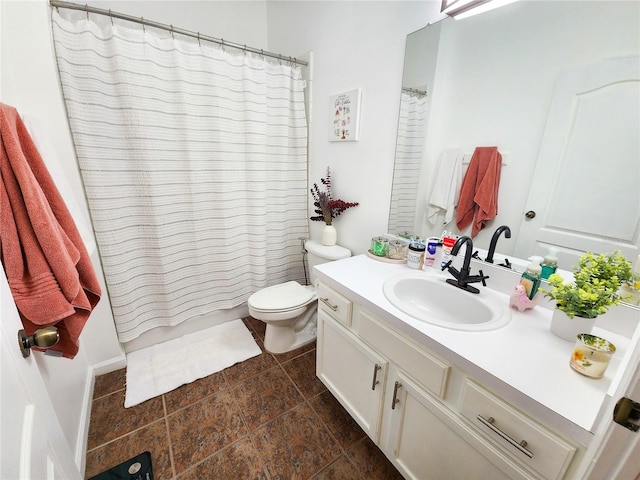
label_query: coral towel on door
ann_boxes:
[456,146,502,237]
[0,103,101,359]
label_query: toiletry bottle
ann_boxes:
[424,237,439,268]
[519,256,542,300]
[540,247,558,280]
[440,233,457,269]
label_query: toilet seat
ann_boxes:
[248,281,316,314]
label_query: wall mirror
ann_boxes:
[388,0,640,274]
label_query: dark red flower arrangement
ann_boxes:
[310,167,359,225]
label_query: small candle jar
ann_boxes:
[407,242,425,270]
[371,236,389,257]
[570,334,616,379]
[388,240,408,260]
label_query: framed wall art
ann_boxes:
[328,89,362,142]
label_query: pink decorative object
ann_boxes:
[510,285,534,311]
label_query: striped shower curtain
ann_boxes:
[388,91,428,236]
[51,9,308,342]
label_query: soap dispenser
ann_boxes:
[520,256,542,300]
[540,247,558,280]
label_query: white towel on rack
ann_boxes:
[426,148,462,226]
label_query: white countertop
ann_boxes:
[315,254,640,445]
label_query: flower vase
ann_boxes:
[550,309,597,342]
[321,224,337,246]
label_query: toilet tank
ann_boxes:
[304,240,351,286]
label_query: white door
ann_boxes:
[514,56,640,269]
[0,266,81,480]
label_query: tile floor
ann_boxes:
[85,317,404,479]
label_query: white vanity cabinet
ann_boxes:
[316,281,578,480]
[383,369,521,480]
[316,308,388,441]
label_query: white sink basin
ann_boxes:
[383,273,512,331]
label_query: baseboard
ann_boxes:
[75,356,128,473]
[92,354,127,376]
[75,367,95,475]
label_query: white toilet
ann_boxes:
[248,240,351,354]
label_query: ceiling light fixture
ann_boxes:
[442,0,518,20]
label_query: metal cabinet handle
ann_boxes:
[614,397,640,432]
[477,415,533,458]
[391,381,402,410]
[371,364,382,390]
[319,297,338,311]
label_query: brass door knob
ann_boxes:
[525,210,536,219]
[18,326,60,358]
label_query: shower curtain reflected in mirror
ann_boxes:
[51,9,308,343]
[388,91,427,237]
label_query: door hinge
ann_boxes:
[613,397,640,432]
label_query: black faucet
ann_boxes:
[485,225,511,263]
[441,236,489,294]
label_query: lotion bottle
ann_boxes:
[520,256,542,300]
[540,247,558,280]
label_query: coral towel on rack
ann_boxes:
[456,146,502,238]
[0,103,100,359]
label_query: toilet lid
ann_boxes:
[248,281,315,311]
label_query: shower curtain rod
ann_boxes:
[49,0,309,67]
[402,87,427,98]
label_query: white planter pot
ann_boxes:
[321,224,337,246]
[550,309,597,342]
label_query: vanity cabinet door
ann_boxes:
[384,372,533,480]
[317,310,387,442]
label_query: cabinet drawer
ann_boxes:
[317,282,352,327]
[460,380,575,480]
[357,309,449,399]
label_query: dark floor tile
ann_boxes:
[222,349,277,386]
[309,390,366,450]
[232,366,304,430]
[244,316,266,340]
[177,436,268,480]
[168,389,247,474]
[252,403,342,480]
[93,368,126,399]
[163,371,228,414]
[281,350,326,399]
[87,390,164,450]
[272,340,316,363]
[85,419,172,480]
[311,455,364,480]
[347,437,404,480]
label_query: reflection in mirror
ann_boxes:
[388,23,440,236]
[388,0,640,274]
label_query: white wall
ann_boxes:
[266,1,444,255]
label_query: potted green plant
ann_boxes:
[543,250,632,341]
[310,167,358,245]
